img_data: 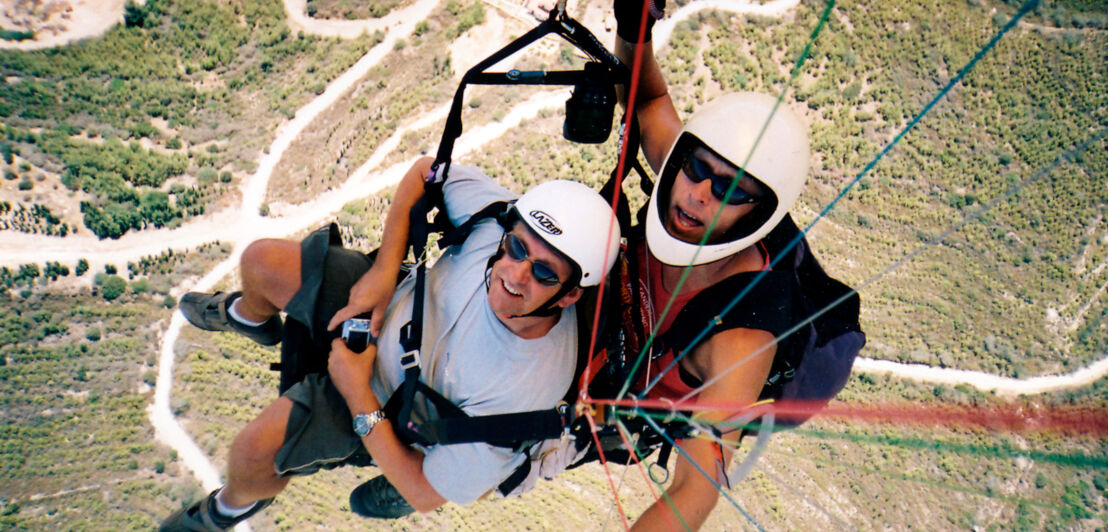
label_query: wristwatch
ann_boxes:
[352,410,386,437]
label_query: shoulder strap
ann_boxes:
[437,200,512,249]
[657,269,796,358]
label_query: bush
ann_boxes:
[166,137,182,149]
[101,275,128,300]
[130,278,150,294]
[163,294,177,308]
[3,169,15,180]
[76,258,89,276]
[219,171,232,183]
[17,177,32,190]
[197,167,218,184]
[85,326,102,342]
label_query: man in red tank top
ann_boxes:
[609,1,813,528]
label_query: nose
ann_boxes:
[504,254,533,285]
[689,175,716,205]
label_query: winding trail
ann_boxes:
[0,0,1104,516]
[854,356,1108,398]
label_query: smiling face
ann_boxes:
[664,146,763,245]
[487,221,579,322]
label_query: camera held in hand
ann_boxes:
[340,315,376,353]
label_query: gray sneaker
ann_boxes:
[349,475,416,519]
[159,490,273,531]
[179,291,283,346]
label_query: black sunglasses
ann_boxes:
[501,233,562,286]
[681,149,761,206]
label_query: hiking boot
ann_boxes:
[179,291,283,346]
[349,475,415,519]
[159,489,273,531]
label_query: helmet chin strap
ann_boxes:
[485,252,581,319]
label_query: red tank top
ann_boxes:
[634,242,770,402]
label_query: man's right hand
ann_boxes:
[327,264,397,337]
[614,0,666,43]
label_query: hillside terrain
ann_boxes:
[0,0,1106,530]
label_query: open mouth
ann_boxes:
[673,205,704,228]
[501,279,523,297]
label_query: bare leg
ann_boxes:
[221,397,295,507]
[236,239,302,323]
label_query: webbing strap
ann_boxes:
[417,407,566,446]
[437,201,511,249]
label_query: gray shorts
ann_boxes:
[275,374,374,477]
[274,224,378,477]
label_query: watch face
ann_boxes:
[354,411,382,437]
[354,414,371,436]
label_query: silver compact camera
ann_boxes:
[341,317,376,352]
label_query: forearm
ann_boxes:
[632,480,718,532]
[373,156,434,279]
[615,37,670,111]
[632,455,721,532]
[346,391,447,512]
[614,37,681,172]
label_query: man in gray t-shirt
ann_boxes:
[161,157,620,531]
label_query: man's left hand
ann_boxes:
[328,338,379,411]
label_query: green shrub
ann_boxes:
[163,294,177,309]
[219,171,232,183]
[76,259,89,276]
[130,278,150,294]
[85,326,102,341]
[197,167,218,184]
[101,275,128,300]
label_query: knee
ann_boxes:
[241,239,282,274]
[241,239,297,284]
[230,421,281,470]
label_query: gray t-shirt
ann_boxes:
[369,165,577,504]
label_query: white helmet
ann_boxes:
[645,92,810,266]
[514,180,621,287]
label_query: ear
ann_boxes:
[554,286,583,308]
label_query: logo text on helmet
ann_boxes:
[528,210,562,235]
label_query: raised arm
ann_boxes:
[613,0,682,173]
[327,156,435,335]
[631,328,777,531]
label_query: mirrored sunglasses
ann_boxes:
[502,233,562,286]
